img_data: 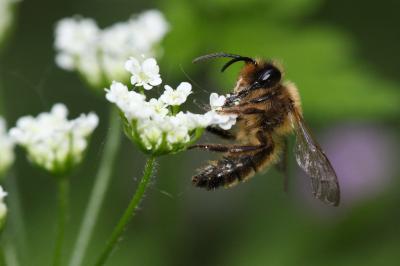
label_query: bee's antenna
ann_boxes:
[193,52,255,63]
[193,52,256,72]
[221,58,247,72]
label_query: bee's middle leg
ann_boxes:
[206,126,236,140]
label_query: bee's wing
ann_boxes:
[275,138,290,192]
[292,112,340,206]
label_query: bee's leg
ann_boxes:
[189,143,266,153]
[220,107,264,115]
[191,130,270,153]
[225,91,275,108]
[248,93,274,104]
[206,126,236,140]
[225,83,266,103]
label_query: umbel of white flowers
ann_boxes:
[10,104,99,175]
[54,9,169,89]
[0,117,14,177]
[0,185,7,230]
[106,57,237,156]
[0,0,19,45]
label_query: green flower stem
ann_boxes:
[3,172,26,266]
[53,176,69,266]
[1,73,25,266]
[69,108,121,266]
[0,246,5,266]
[3,239,20,266]
[93,156,156,266]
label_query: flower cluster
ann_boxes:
[0,186,7,229]
[0,117,14,177]
[54,10,169,88]
[106,57,237,156]
[10,104,99,175]
[0,0,19,44]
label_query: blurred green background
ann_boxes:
[1,0,400,265]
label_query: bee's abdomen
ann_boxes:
[192,146,274,189]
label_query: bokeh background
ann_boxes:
[1,0,400,265]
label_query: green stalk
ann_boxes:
[0,66,25,266]
[3,238,20,266]
[3,172,25,266]
[68,108,121,266]
[93,156,156,266]
[53,176,69,266]
[0,245,5,266]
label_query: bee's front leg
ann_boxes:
[220,106,264,115]
[224,94,241,107]
[189,144,266,153]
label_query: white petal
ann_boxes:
[142,83,153,90]
[55,53,75,70]
[125,57,141,74]
[149,76,162,86]
[209,93,226,110]
[130,75,138,85]
[177,82,192,95]
[141,58,159,75]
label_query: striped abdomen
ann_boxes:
[192,143,280,189]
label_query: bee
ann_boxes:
[190,52,340,206]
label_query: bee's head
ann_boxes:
[193,52,283,94]
[240,60,282,91]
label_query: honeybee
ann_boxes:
[190,52,340,206]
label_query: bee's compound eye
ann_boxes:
[259,66,281,87]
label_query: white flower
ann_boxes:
[99,22,142,81]
[166,125,189,145]
[207,111,237,130]
[0,117,14,176]
[54,17,104,87]
[148,98,169,118]
[207,92,237,130]
[135,10,169,45]
[10,103,99,174]
[159,82,192,106]
[106,81,135,107]
[55,52,75,70]
[0,185,7,225]
[136,120,163,150]
[76,52,103,87]
[54,17,99,57]
[54,10,169,88]
[209,93,226,110]
[101,54,129,83]
[206,93,237,130]
[175,112,211,131]
[105,57,237,155]
[125,57,162,90]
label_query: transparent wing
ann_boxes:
[292,113,340,206]
[275,138,289,193]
